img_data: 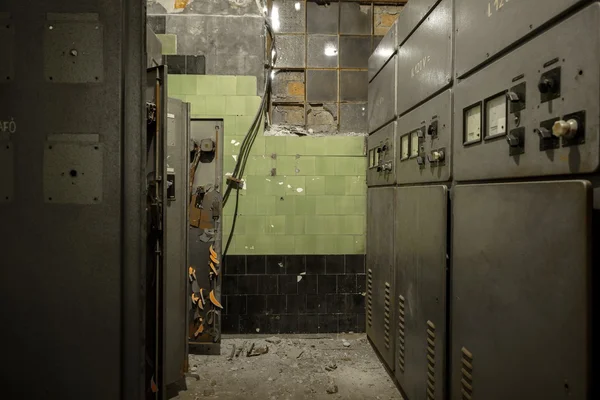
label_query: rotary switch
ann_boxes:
[535,127,552,139]
[538,76,556,94]
[552,119,578,139]
[506,132,521,147]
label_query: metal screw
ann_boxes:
[70,49,78,57]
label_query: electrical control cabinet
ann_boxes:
[366,187,396,371]
[451,181,591,400]
[455,0,586,78]
[369,19,397,82]
[453,3,600,181]
[395,185,448,400]
[367,121,397,187]
[396,89,452,184]
[369,54,397,133]
[396,0,443,47]
[396,0,452,117]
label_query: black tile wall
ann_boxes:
[163,55,206,75]
[222,254,366,334]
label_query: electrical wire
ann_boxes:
[223,8,277,257]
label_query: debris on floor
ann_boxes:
[173,333,402,400]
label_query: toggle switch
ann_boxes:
[427,121,438,136]
[552,119,578,139]
[381,161,393,172]
[506,133,520,147]
[537,77,556,94]
[506,91,520,102]
[416,156,425,166]
[535,127,552,139]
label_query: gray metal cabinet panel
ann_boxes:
[396,0,453,116]
[395,185,448,400]
[455,0,585,78]
[453,4,600,181]
[396,89,452,184]
[451,181,591,400]
[369,20,397,82]
[367,120,397,187]
[368,55,397,133]
[396,0,442,47]
[366,187,396,370]
[165,99,190,387]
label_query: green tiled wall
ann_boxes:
[169,74,367,255]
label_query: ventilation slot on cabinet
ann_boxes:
[397,294,406,373]
[383,283,391,349]
[367,269,373,327]
[461,347,474,400]
[426,320,436,400]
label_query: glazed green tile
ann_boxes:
[275,156,296,176]
[236,76,257,95]
[265,177,286,196]
[275,196,295,215]
[197,76,218,95]
[251,235,271,254]
[337,235,356,254]
[244,175,267,195]
[167,76,183,96]
[175,75,199,95]
[216,76,237,95]
[295,196,317,215]
[225,96,246,116]
[224,137,241,156]
[256,196,277,215]
[230,216,247,235]
[316,195,336,215]
[235,116,254,135]
[185,95,206,115]
[325,136,366,156]
[265,136,287,156]
[355,157,368,176]
[345,176,367,195]
[353,195,366,215]
[271,235,296,254]
[285,137,307,156]
[156,34,177,55]
[315,235,336,254]
[244,216,267,234]
[341,216,364,235]
[334,195,354,215]
[245,96,262,116]
[286,216,306,235]
[296,156,316,176]
[305,176,325,195]
[325,176,346,195]
[285,176,306,196]
[239,195,257,215]
[223,200,234,216]
[234,235,255,254]
[250,137,266,156]
[354,235,366,254]
[304,216,321,235]
[246,155,272,175]
[205,96,226,115]
[315,157,336,176]
[222,216,233,234]
[334,157,360,176]
[266,216,286,235]
[305,138,328,156]
[295,235,317,254]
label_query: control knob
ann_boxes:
[552,119,578,139]
[427,150,445,163]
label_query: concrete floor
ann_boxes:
[174,334,402,400]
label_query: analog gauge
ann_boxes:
[410,130,419,157]
[464,103,482,144]
[369,149,374,168]
[401,135,409,160]
[485,93,507,138]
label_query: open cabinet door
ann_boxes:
[164,98,191,391]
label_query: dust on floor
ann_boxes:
[174,333,402,400]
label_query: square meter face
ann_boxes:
[485,92,507,139]
[410,130,420,157]
[401,134,410,160]
[464,103,482,145]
